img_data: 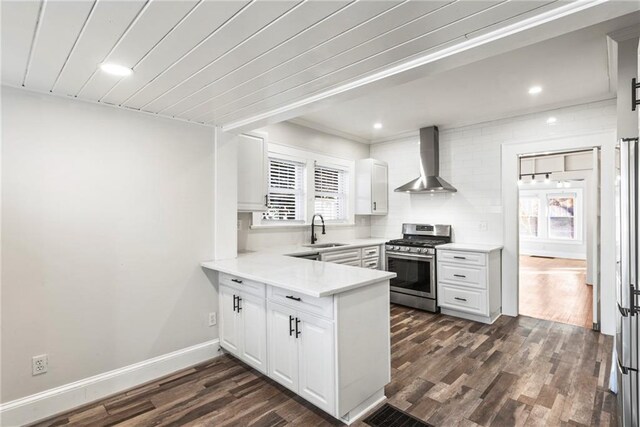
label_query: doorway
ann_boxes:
[517,149,600,329]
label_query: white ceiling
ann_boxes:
[2,1,638,132]
[295,11,640,142]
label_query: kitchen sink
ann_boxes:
[302,243,348,248]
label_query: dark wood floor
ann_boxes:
[31,305,616,427]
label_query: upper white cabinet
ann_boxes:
[237,132,268,212]
[355,159,388,215]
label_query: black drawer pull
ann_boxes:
[233,295,238,312]
[231,278,243,284]
[295,317,301,338]
[453,256,467,260]
[286,295,302,302]
[289,315,295,336]
[236,296,242,311]
[453,274,466,278]
[454,297,467,302]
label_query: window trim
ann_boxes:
[251,143,355,228]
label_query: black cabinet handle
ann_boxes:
[295,317,301,338]
[231,279,243,284]
[232,295,238,312]
[286,295,302,302]
[453,274,466,278]
[454,297,467,302]
[236,296,242,311]
[289,315,294,336]
[265,194,269,207]
[453,256,466,260]
[373,201,377,211]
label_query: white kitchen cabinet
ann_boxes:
[218,282,267,373]
[319,245,382,269]
[297,311,335,413]
[355,159,388,215]
[219,285,240,356]
[237,132,268,212]
[267,302,298,392]
[436,245,502,324]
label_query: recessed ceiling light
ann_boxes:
[528,85,542,95]
[546,117,557,125]
[100,63,133,77]
[373,122,383,129]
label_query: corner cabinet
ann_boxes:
[237,132,268,212]
[355,159,388,215]
[217,272,390,424]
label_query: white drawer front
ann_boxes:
[438,284,487,316]
[320,248,361,263]
[219,273,266,297]
[437,250,486,266]
[362,257,379,269]
[342,260,362,267]
[361,246,380,258]
[269,286,334,319]
[439,264,486,289]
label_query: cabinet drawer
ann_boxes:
[437,250,486,266]
[219,273,266,298]
[342,260,362,267]
[361,246,380,258]
[439,264,485,289]
[269,286,334,319]
[438,284,487,316]
[320,248,361,263]
[362,257,379,269]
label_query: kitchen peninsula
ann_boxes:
[201,252,396,424]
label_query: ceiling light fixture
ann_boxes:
[99,63,133,77]
[531,174,536,184]
[546,117,557,125]
[373,123,383,129]
[545,173,550,183]
[528,85,542,95]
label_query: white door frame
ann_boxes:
[501,129,617,335]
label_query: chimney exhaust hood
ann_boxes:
[394,126,457,193]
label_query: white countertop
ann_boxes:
[437,243,503,253]
[202,238,395,298]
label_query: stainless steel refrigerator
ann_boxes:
[616,137,640,426]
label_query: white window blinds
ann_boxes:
[314,164,347,221]
[263,157,305,221]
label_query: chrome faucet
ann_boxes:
[310,214,326,245]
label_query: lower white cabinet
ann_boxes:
[319,245,382,270]
[218,272,390,423]
[436,246,502,324]
[219,284,267,374]
[268,302,335,413]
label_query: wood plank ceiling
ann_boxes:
[1,0,577,129]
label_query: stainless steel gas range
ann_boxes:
[385,223,452,312]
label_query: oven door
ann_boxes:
[386,252,436,299]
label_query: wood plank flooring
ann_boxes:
[519,256,593,329]
[30,305,615,427]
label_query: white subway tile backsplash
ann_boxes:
[371,99,616,244]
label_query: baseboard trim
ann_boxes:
[0,339,220,427]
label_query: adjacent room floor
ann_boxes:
[32,305,615,427]
[519,255,593,329]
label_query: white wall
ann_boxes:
[238,121,371,251]
[1,87,217,403]
[370,99,616,243]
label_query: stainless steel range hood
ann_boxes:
[394,126,457,193]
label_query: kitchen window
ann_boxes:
[314,164,348,221]
[263,157,305,222]
[253,143,354,228]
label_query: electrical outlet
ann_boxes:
[208,312,217,326]
[32,354,48,376]
[237,220,242,230]
[478,221,489,232]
